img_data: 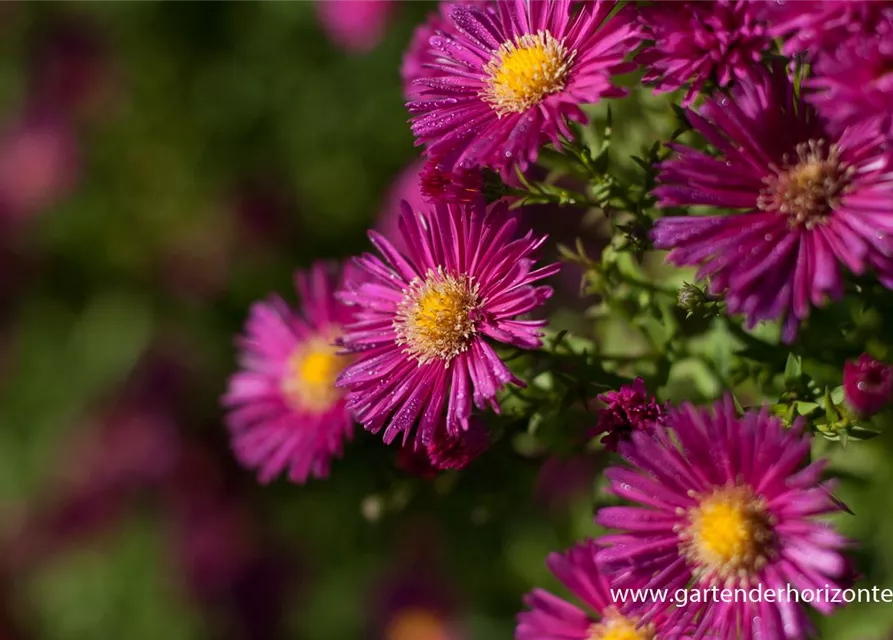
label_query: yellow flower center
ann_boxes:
[680,485,775,582]
[281,335,345,413]
[385,608,451,640]
[395,267,480,364]
[758,139,852,229]
[483,30,575,116]
[587,609,654,640]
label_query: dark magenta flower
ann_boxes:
[765,1,893,58]
[596,397,851,639]
[408,0,637,177]
[589,377,665,451]
[843,353,893,417]
[418,158,485,205]
[425,416,489,470]
[651,65,893,342]
[395,418,488,476]
[222,262,357,484]
[808,19,893,135]
[337,200,558,447]
[638,0,772,106]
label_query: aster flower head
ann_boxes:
[222,262,356,484]
[337,199,559,447]
[408,0,637,177]
[637,0,772,106]
[518,539,679,640]
[596,397,852,638]
[651,64,893,342]
[808,22,893,134]
[765,0,893,58]
[589,377,665,451]
[843,353,893,417]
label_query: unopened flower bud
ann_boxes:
[843,354,893,417]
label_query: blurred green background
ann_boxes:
[1,2,892,639]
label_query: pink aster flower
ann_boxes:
[222,262,356,484]
[637,0,772,107]
[843,353,893,417]
[651,65,893,342]
[589,377,665,452]
[808,21,893,135]
[518,539,683,639]
[402,2,487,99]
[337,199,559,447]
[315,0,395,54]
[408,0,637,177]
[596,397,852,639]
[765,0,893,58]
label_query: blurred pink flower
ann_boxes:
[0,112,78,224]
[315,0,396,53]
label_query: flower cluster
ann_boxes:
[219,3,893,637]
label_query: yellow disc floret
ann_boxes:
[281,334,345,413]
[483,30,575,116]
[395,267,481,365]
[587,609,654,640]
[758,139,853,229]
[680,485,776,583]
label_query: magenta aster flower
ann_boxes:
[222,262,356,484]
[637,0,771,106]
[337,200,559,446]
[518,539,682,640]
[765,0,893,57]
[596,397,852,638]
[402,2,489,99]
[808,22,893,135]
[408,0,637,177]
[589,377,665,451]
[651,65,893,342]
[843,353,893,417]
